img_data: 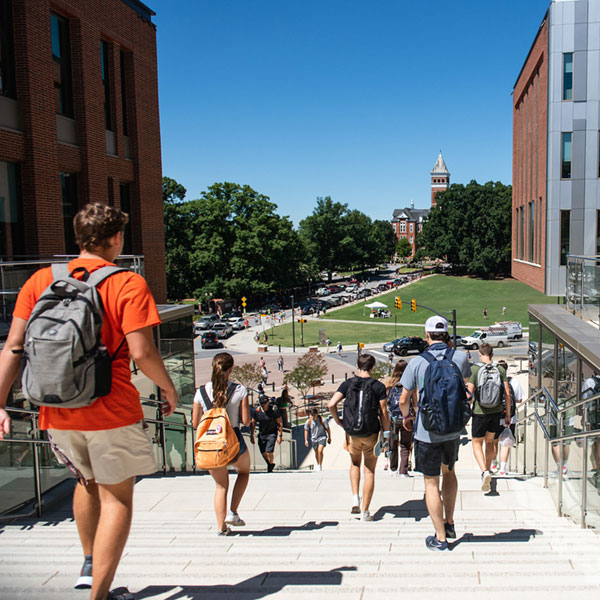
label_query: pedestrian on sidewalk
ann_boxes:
[0,202,179,599]
[398,316,472,551]
[304,408,331,471]
[384,360,416,477]
[254,332,260,344]
[328,353,390,521]
[326,338,332,353]
[277,356,284,373]
[467,343,511,492]
[336,341,342,357]
[261,364,268,385]
[193,353,251,536]
[495,360,523,476]
[276,385,293,428]
[250,395,283,472]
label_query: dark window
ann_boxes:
[120,49,129,136]
[120,182,133,254]
[561,132,572,179]
[101,40,113,130]
[0,161,24,256]
[529,201,535,262]
[560,210,570,266]
[563,53,573,101]
[597,210,600,256]
[51,12,73,117]
[519,207,524,260]
[61,173,78,253]
[0,0,16,98]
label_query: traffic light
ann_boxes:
[411,298,417,312]
[394,296,402,310]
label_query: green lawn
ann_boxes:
[322,275,555,328]
[264,275,556,347]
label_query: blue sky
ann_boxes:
[152,0,550,226]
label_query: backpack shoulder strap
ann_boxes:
[420,350,435,365]
[199,385,213,411]
[87,266,129,288]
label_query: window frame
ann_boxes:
[51,12,74,118]
[560,209,570,267]
[561,132,572,180]
[0,0,17,99]
[562,52,573,101]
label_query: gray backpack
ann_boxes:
[22,264,127,408]
[476,362,503,409]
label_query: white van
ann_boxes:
[461,327,509,350]
[494,321,522,340]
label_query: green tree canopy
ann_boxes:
[163,180,306,300]
[416,180,512,277]
[283,353,328,400]
[396,237,412,260]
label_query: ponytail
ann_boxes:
[211,352,234,408]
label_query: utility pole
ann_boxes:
[291,294,296,352]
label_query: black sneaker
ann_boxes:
[425,534,449,551]
[107,587,135,600]
[267,462,275,473]
[74,556,92,589]
[444,523,456,539]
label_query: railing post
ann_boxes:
[533,392,538,476]
[581,403,589,528]
[558,412,564,517]
[31,414,43,518]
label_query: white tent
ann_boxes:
[365,301,388,309]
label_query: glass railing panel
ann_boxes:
[585,436,600,528]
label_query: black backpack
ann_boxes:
[387,384,403,418]
[342,378,381,436]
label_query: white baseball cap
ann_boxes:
[425,315,448,333]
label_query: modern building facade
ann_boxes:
[513,0,600,297]
[0,0,166,300]
[391,152,449,256]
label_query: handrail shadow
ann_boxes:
[234,520,339,537]
[451,528,541,549]
[135,566,357,600]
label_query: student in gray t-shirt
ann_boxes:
[398,316,471,552]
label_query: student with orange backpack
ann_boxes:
[193,353,251,536]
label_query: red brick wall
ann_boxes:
[0,0,166,301]
[511,16,548,294]
[430,176,448,207]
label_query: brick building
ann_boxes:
[391,152,449,256]
[513,0,600,296]
[0,0,166,301]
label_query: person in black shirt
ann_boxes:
[328,353,389,521]
[250,396,283,472]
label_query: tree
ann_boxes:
[370,220,398,264]
[396,238,413,261]
[163,181,306,300]
[284,353,328,402]
[416,180,512,277]
[231,362,263,391]
[370,360,392,381]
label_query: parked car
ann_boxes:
[211,321,233,338]
[461,328,509,350]
[230,317,246,330]
[301,305,316,315]
[201,331,220,349]
[383,338,404,352]
[222,310,243,322]
[258,304,281,314]
[195,314,220,331]
[328,285,342,294]
[393,336,428,356]
[315,287,331,296]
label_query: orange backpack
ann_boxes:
[194,385,240,469]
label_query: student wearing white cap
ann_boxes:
[397,316,472,551]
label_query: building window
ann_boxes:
[597,210,600,256]
[60,173,78,253]
[120,49,129,136]
[51,12,73,117]
[529,201,535,262]
[563,53,573,101]
[101,40,113,131]
[561,133,572,179]
[519,207,524,260]
[400,222,406,233]
[120,182,133,255]
[0,161,24,256]
[0,0,16,98]
[409,223,413,232]
[409,236,413,244]
[560,210,570,266]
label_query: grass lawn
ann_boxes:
[322,275,555,329]
[265,275,556,347]
[262,320,425,349]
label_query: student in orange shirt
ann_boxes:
[0,203,178,600]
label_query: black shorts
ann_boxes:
[258,433,277,454]
[414,438,460,477]
[472,413,502,438]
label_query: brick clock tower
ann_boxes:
[430,151,450,207]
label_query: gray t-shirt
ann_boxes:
[399,343,471,443]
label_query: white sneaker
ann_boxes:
[389,470,398,477]
[318,464,323,471]
[399,473,410,478]
[481,470,492,492]
[490,460,499,474]
[225,512,245,527]
[361,510,374,521]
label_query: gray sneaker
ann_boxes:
[225,512,245,527]
[217,526,233,536]
[361,510,374,521]
[481,470,492,492]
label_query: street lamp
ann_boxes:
[290,294,296,352]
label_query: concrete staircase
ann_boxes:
[1,465,599,599]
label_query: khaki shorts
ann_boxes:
[347,433,379,460]
[48,421,157,485]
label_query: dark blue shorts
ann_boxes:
[414,438,460,477]
[233,427,248,461]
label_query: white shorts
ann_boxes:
[48,421,157,485]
